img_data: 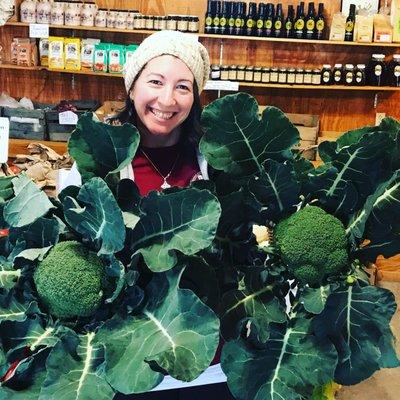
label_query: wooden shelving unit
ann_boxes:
[9,139,67,158]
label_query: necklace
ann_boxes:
[140,148,180,189]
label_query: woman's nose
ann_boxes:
[158,86,176,107]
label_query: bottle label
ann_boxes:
[323,71,330,82]
[394,66,400,77]
[356,72,362,83]
[306,20,315,31]
[334,71,341,81]
[241,19,245,27]
[346,72,353,83]
[220,17,227,27]
[316,20,324,31]
[256,19,263,29]
[213,17,220,26]
[228,18,235,27]
[246,19,254,28]
[235,18,241,28]
[286,21,292,30]
[265,20,273,29]
[275,20,282,30]
[375,65,382,76]
[345,21,354,32]
[205,16,212,26]
[295,19,305,30]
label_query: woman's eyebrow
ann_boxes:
[145,73,193,84]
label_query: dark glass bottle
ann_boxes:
[234,2,246,36]
[294,2,305,39]
[212,0,222,35]
[256,3,266,37]
[344,4,356,42]
[227,1,236,35]
[284,5,294,38]
[205,0,213,34]
[305,2,316,40]
[274,3,284,38]
[321,64,332,85]
[315,3,325,40]
[332,64,344,85]
[388,55,400,87]
[264,3,274,37]
[245,2,257,36]
[367,54,386,86]
[220,1,229,35]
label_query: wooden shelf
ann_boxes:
[5,21,400,47]
[9,139,67,158]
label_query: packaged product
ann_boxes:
[329,13,346,41]
[15,39,38,67]
[81,38,101,71]
[48,36,65,69]
[64,38,81,71]
[373,14,393,43]
[39,38,49,67]
[93,43,109,72]
[108,44,125,74]
[124,44,139,65]
[391,0,400,42]
[355,14,374,42]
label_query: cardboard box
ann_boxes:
[392,0,400,43]
[373,14,393,43]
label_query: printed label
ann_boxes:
[316,20,325,31]
[345,21,354,32]
[275,20,282,30]
[375,65,382,76]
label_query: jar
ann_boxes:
[245,66,254,82]
[367,54,386,86]
[133,13,142,30]
[211,64,221,80]
[64,2,81,26]
[145,16,154,30]
[81,2,96,27]
[388,55,400,87]
[270,67,279,83]
[189,16,199,32]
[106,9,117,28]
[344,64,355,85]
[354,64,366,86]
[115,10,127,29]
[20,0,37,23]
[295,68,304,84]
[312,69,322,85]
[278,68,287,84]
[126,11,134,29]
[95,8,107,28]
[177,16,189,32]
[159,16,167,30]
[304,69,313,84]
[228,65,238,81]
[237,65,246,81]
[287,68,296,84]
[321,64,332,85]
[36,0,51,24]
[167,15,177,30]
[254,67,262,82]
[261,67,270,83]
[50,0,64,25]
[332,64,344,85]
[220,65,229,80]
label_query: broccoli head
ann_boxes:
[274,206,348,285]
[34,241,106,319]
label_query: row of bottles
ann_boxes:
[204,1,326,39]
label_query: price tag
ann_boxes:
[59,111,79,126]
[29,23,49,38]
[0,117,10,163]
[204,80,239,91]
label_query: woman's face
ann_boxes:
[129,55,195,139]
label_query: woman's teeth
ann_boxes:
[150,108,175,120]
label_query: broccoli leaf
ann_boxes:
[312,284,399,385]
[300,285,336,315]
[221,318,337,400]
[200,93,299,178]
[130,188,221,272]
[0,176,14,203]
[68,112,139,184]
[63,178,125,256]
[0,259,21,290]
[96,267,220,395]
[0,297,39,323]
[39,332,114,400]
[3,175,55,228]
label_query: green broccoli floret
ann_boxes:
[34,241,105,319]
[274,206,348,285]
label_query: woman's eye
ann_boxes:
[177,84,191,91]
[149,80,162,85]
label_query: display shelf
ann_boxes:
[5,21,400,48]
[9,139,67,158]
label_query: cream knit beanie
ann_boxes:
[123,30,210,94]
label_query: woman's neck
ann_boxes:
[138,121,182,148]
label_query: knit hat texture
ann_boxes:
[123,30,210,94]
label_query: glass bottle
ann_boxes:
[212,1,222,35]
[345,4,356,42]
[321,64,332,85]
[245,2,257,36]
[305,2,316,40]
[284,5,294,38]
[274,3,284,38]
[205,0,213,34]
[256,3,265,37]
[264,3,274,37]
[333,64,344,85]
[367,54,386,86]
[220,1,229,35]
[344,64,355,85]
[294,2,305,39]
[227,1,236,35]
[234,2,245,36]
[354,64,366,86]
[388,55,400,87]
[315,3,325,40]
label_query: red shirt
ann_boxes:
[132,143,200,196]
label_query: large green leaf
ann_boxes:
[313,284,399,385]
[221,317,337,400]
[0,259,21,290]
[0,176,14,202]
[63,178,125,256]
[97,267,220,394]
[68,113,139,183]
[299,285,336,315]
[3,175,54,228]
[0,298,38,323]
[130,188,221,272]
[39,332,114,400]
[200,93,299,177]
